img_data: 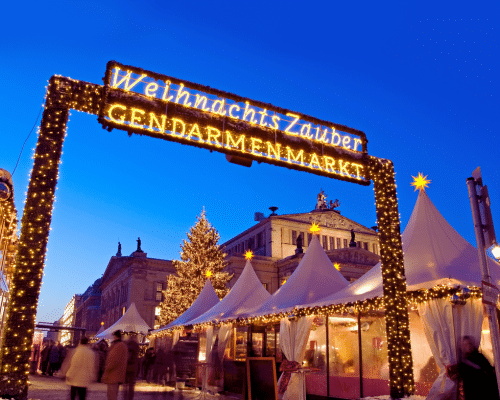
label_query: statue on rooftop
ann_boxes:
[316,190,327,210]
[329,199,341,210]
[136,237,143,252]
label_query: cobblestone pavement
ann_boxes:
[27,374,241,400]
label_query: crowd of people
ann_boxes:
[38,331,174,400]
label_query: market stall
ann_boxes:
[293,189,500,399]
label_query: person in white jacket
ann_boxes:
[65,336,98,400]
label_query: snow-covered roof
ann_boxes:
[96,302,150,339]
[298,190,500,308]
[152,278,220,333]
[187,259,271,326]
[248,234,349,317]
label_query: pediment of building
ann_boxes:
[101,257,131,290]
[277,211,376,234]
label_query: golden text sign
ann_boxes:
[99,61,370,184]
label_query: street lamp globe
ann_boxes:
[491,244,500,261]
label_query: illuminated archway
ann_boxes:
[0,62,413,399]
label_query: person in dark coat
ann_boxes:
[93,339,109,382]
[152,348,169,384]
[458,335,499,400]
[142,347,156,383]
[48,342,60,376]
[101,331,128,400]
[124,334,140,400]
[40,341,51,375]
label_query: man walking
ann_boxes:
[64,336,98,400]
[102,330,128,400]
[124,334,140,400]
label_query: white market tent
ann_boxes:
[187,259,271,326]
[249,234,350,318]
[96,302,150,339]
[242,233,350,400]
[92,324,106,339]
[152,278,220,333]
[292,189,500,400]
[298,189,500,309]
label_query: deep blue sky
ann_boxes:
[1,1,498,323]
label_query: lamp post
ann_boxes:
[466,168,500,391]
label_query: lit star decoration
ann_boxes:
[309,223,321,234]
[205,270,213,278]
[245,250,253,260]
[411,172,431,192]
[334,263,341,270]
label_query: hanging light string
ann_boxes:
[11,105,44,176]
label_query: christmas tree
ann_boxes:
[157,209,232,326]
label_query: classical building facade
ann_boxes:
[100,240,176,331]
[61,295,82,345]
[222,192,380,293]
[75,278,102,338]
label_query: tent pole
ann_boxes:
[325,313,330,398]
[358,312,364,399]
[466,177,500,390]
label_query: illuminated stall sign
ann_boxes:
[100,61,370,185]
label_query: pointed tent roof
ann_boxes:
[152,279,220,333]
[249,234,350,317]
[96,302,150,339]
[187,259,271,326]
[92,324,106,339]
[300,190,500,308]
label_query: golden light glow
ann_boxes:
[309,223,321,234]
[205,270,213,278]
[334,263,341,270]
[245,250,253,260]
[108,66,365,153]
[103,103,366,181]
[411,172,431,192]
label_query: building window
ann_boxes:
[155,282,163,301]
[343,239,348,248]
[291,230,297,245]
[373,243,378,255]
[257,231,263,248]
[363,242,368,250]
[337,238,341,249]
[155,306,161,316]
[263,283,268,291]
[330,237,335,250]
[322,235,328,250]
[307,233,312,245]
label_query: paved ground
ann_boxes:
[27,374,241,400]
